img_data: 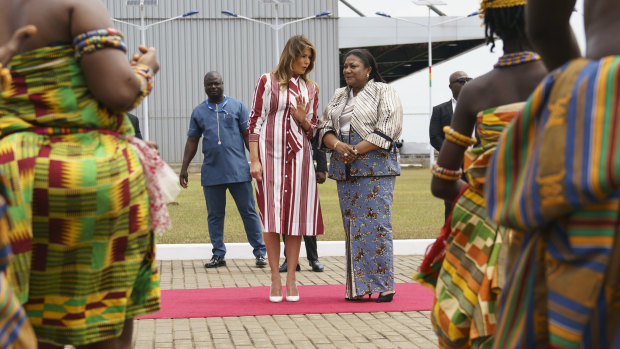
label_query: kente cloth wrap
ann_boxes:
[0,175,37,349]
[0,42,160,345]
[486,57,620,348]
[417,103,523,349]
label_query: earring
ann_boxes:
[366,73,370,79]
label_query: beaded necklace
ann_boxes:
[494,51,541,68]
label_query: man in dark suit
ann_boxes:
[279,134,326,272]
[429,71,471,221]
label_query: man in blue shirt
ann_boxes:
[179,71,266,268]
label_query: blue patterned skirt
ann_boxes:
[338,176,395,298]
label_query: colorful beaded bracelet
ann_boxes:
[443,126,477,147]
[431,163,462,181]
[73,28,127,60]
[129,63,154,110]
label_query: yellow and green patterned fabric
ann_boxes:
[427,103,523,349]
[0,43,159,346]
[0,174,36,349]
[487,57,620,348]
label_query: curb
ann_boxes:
[156,239,434,260]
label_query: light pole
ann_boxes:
[222,2,331,64]
[376,4,478,165]
[112,1,198,140]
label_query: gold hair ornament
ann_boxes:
[480,0,527,18]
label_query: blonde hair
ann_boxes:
[272,35,317,88]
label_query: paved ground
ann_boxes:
[131,255,437,348]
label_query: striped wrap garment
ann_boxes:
[486,57,620,348]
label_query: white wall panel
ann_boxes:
[103,0,339,163]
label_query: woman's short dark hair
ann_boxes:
[483,5,526,52]
[343,49,386,83]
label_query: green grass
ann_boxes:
[160,167,444,244]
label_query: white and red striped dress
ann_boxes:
[248,73,324,236]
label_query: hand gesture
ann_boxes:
[0,25,37,66]
[290,94,309,124]
[131,45,159,74]
[316,171,327,184]
[334,142,357,165]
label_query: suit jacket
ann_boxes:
[429,100,453,152]
[127,113,143,140]
[311,134,327,172]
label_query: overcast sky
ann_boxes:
[334,0,586,143]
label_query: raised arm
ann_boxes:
[526,0,580,71]
[71,1,159,112]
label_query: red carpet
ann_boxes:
[136,283,433,319]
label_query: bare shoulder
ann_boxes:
[456,71,498,115]
[69,0,114,36]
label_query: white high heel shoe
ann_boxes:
[269,286,283,303]
[286,286,299,302]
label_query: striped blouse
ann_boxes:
[318,79,403,150]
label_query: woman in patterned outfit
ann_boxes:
[248,35,324,303]
[319,49,402,302]
[423,0,547,347]
[0,1,162,347]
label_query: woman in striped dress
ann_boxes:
[248,35,324,303]
[319,49,403,302]
[422,1,547,347]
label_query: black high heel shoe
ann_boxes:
[376,292,395,303]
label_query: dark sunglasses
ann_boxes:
[451,77,472,84]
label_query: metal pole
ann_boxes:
[140,3,150,141]
[274,4,280,64]
[428,7,434,166]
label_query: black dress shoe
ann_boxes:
[204,255,226,268]
[376,292,396,303]
[255,255,267,267]
[278,260,300,273]
[309,259,324,272]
